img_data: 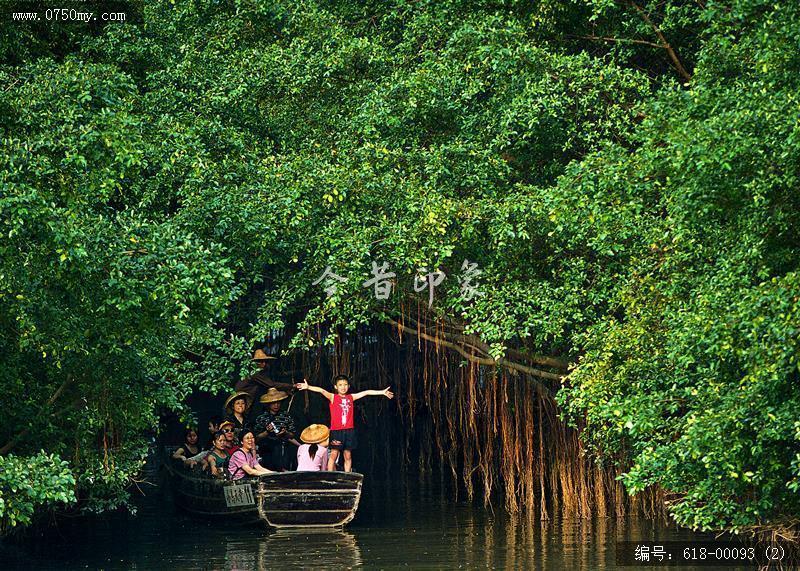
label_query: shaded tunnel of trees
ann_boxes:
[2,0,799,547]
[243,310,663,521]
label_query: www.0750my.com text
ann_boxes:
[12,9,126,22]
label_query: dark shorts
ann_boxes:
[329,428,358,451]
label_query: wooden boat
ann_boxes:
[255,471,364,528]
[163,454,363,528]
[163,457,262,524]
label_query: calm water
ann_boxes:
[2,471,749,570]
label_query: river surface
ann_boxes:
[2,470,750,570]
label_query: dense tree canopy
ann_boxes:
[1,0,798,535]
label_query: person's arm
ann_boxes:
[265,379,297,392]
[254,416,271,442]
[208,455,220,477]
[295,379,334,402]
[276,420,297,442]
[187,449,209,462]
[172,447,187,460]
[241,462,274,476]
[241,463,260,476]
[259,419,283,441]
[351,387,394,401]
[248,373,296,393]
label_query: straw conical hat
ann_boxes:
[224,391,252,412]
[300,424,330,444]
[259,387,289,404]
[252,349,276,361]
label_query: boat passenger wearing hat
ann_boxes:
[223,391,253,441]
[297,424,330,472]
[219,419,240,454]
[234,349,297,403]
[254,388,301,471]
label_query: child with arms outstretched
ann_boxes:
[295,374,393,472]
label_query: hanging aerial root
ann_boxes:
[363,321,665,520]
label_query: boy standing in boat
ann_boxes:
[295,375,393,472]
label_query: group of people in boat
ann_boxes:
[172,349,394,479]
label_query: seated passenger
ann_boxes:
[219,420,240,454]
[297,424,330,472]
[172,428,200,468]
[185,415,222,464]
[228,430,273,480]
[205,431,231,478]
[205,415,222,448]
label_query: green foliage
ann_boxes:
[0,56,240,518]
[0,0,798,535]
[0,452,76,533]
[557,0,800,531]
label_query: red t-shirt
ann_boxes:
[330,394,354,430]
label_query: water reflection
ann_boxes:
[0,475,748,570]
[224,530,362,571]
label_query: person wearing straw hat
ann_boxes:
[218,419,240,454]
[297,424,330,472]
[234,348,297,404]
[254,388,301,471]
[223,391,253,442]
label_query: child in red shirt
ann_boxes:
[296,374,393,472]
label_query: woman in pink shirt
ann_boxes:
[228,430,273,480]
[297,424,330,471]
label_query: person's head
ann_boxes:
[184,428,198,445]
[300,424,330,458]
[233,397,247,415]
[240,430,256,452]
[213,431,227,450]
[332,374,350,395]
[225,392,251,416]
[219,421,235,442]
[253,348,275,370]
[208,415,222,433]
[259,388,288,413]
[301,424,330,443]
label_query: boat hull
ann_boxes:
[164,455,363,528]
[164,458,263,524]
[256,471,364,528]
